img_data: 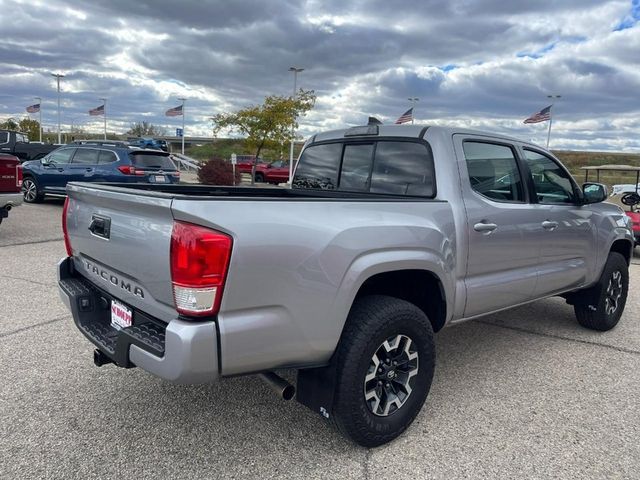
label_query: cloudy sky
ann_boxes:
[1,0,639,151]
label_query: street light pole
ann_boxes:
[34,97,42,142]
[178,97,186,155]
[51,73,64,144]
[100,98,107,140]
[408,97,419,124]
[288,66,304,186]
[546,94,561,149]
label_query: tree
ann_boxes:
[0,119,18,131]
[126,121,166,137]
[197,157,241,186]
[212,90,316,184]
[18,118,41,141]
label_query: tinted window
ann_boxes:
[293,143,342,190]
[130,153,176,170]
[98,150,118,164]
[463,142,523,202]
[48,148,75,165]
[370,142,434,196]
[71,148,99,164]
[340,144,373,191]
[0,132,8,143]
[523,149,576,204]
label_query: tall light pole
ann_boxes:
[546,94,561,149]
[288,66,304,186]
[178,97,186,155]
[408,97,419,124]
[34,97,42,142]
[51,73,64,144]
[100,98,107,140]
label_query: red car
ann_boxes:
[255,160,291,184]
[235,156,267,174]
[0,153,23,226]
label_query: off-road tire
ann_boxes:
[574,252,628,331]
[331,295,435,447]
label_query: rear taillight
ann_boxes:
[117,165,145,175]
[170,221,233,317]
[62,197,73,256]
[16,164,23,189]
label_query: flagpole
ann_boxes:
[408,97,419,124]
[35,97,42,142]
[546,110,553,149]
[178,98,186,155]
[100,98,107,140]
[545,95,561,149]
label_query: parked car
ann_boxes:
[0,153,22,225]
[235,156,268,175]
[128,137,167,151]
[0,129,59,161]
[254,160,290,184]
[21,144,180,202]
[58,124,632,447]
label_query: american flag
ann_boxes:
[89,104,105,116]
[523,105,552,124]
[26,103,40,113]
[165,104,183,117]
[395,108,413,124]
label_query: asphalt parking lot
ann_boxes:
[1,201,639,479]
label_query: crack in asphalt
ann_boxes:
[474,319,640,355]
[0,274,57,288]
[0,315,67,339]
[0,237,63,248]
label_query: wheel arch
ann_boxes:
[610,238,633,266]
[353,269,448,333]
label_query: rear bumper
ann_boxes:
[1,192,22,211]
[57,257,219,383]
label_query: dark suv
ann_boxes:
[21,144,180,203]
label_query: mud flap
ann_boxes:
[296,360,338,422]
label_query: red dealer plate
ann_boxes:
[111,299,132,330]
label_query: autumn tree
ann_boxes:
[211,90,316,184]
[127,121,166,137]
[19,118,41,141]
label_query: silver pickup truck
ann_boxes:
[58,124,633,447]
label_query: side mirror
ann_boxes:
[582,182,608,204]
[41,157,50,166]
[266,164,272,169]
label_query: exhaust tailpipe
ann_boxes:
[259,372,296,400]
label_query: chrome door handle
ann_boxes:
[542,220,559,231]
[85,168,93,172]
[473,222,498,233]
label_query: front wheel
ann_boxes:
[22,177,44,203]
[254,172,264,183]
[574,252,628,331]
[331,295,435,447]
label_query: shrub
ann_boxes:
[197,157,241,185]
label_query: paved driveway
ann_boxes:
[1,201,638,479]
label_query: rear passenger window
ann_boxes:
[293,143,342,190]
[340,144,374,191]
[371,142,435,196]
[98,150,117,164]
[71,149,99,165]
[463,142,523,202]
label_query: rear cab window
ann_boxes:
[462,141,524,202]
[293,140,435,197]
[130,153,177,170]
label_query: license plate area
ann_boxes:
[110,299,132,330]
[153,175,166,183]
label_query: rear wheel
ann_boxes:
[331,295,435,447]
[22,177,44,203]
[574,252,628,331]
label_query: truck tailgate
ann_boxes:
[66,183,177,322]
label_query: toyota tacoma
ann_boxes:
[58,124,633,447]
